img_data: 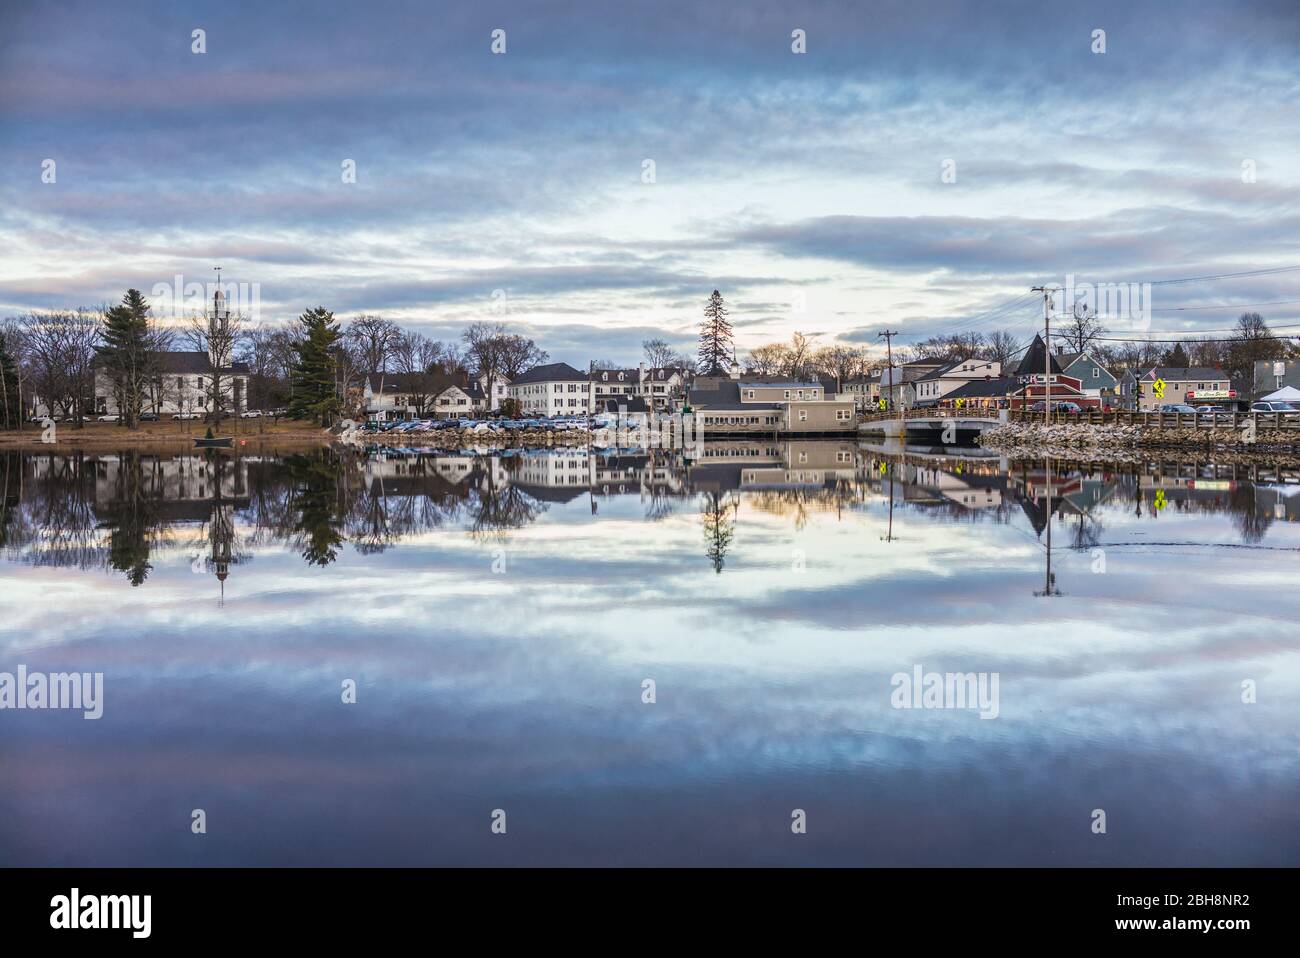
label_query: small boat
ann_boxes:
[193,436,234,448]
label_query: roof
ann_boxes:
[365,371,462,394]
[1141,366,1228,381]
[591,366,685,382]
[737,379,825,390]
[96,350,248,375]
[914,358,1000,382]
[945,377,1019,399]
[688,381,782,410]
[1014,335,1063,377]
[510,362,588,384]
[596,397,650,414]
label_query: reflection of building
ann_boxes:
[687,440,857,492]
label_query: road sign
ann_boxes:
[1153,378,1167,399]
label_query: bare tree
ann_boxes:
[1055,304,1106,354]
[781,332,813,378]
[346,314,402,374]
[462,322,511,409]
[20,309,100,425]
[745,343,788,375]
[812,344,864,387]
[986,330,1022,369]
[642,338,676,368]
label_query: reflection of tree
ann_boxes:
[19,452,99,570]
[701,491,737,574]
[284,453,348,566]
[1228,484,1272,543]
[468,458,546,540]
[98,451,166,586]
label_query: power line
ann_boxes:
[1152,299,1300,312]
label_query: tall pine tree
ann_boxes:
[697,289,734,374]
[288,306,342,425]
[1163,342,1191,368]
[0,332,21,429]
[101,288,152,428]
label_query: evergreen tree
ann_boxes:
[697,289,734,374]
[101,289,152,428]
[0,333,20,430]
[1163,342,1191,368]
[288,307,342,425]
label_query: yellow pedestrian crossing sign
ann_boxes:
[878,397,887,410]
[1153,377,1167,399]
[1154,489,1167,510]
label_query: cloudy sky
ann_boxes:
[3,0,1300,366]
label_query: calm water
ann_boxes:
[1,442,1297,866]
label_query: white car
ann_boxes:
[240,410,262,418]
[173,412,203,421]
[97,414,120,423]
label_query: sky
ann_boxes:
[3,0,1300,367]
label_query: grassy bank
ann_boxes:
[0,417,331,451]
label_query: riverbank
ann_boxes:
[0,418,332,451]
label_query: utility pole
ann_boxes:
[1030,287,1058,427]
[878,329,899,421]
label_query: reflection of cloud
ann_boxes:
[3,456,1300,864]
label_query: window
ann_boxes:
[784,390,791,399]
[1093,368,1100,378]
[798,410,808,422]
[797,390,804,399]
[746,389,755,399]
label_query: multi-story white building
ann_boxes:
[590,363,688,411]
[507,362,591,415]
[71,351,249,418]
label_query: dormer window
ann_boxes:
[618,372,625,381]
[602,372,608,381]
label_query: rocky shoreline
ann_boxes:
[347,427,593,448]
[978,421,1300,459]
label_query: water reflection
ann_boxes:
[2,444,1298,586]
[3,442,1298,866]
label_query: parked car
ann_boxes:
[1158,403,1199,414]
[173,411,203,420]
[240,409,262,418]
[139,411,160,422]
[96,413,120,423]
[1028,401,1082,413]
[1251,400,1298,413]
